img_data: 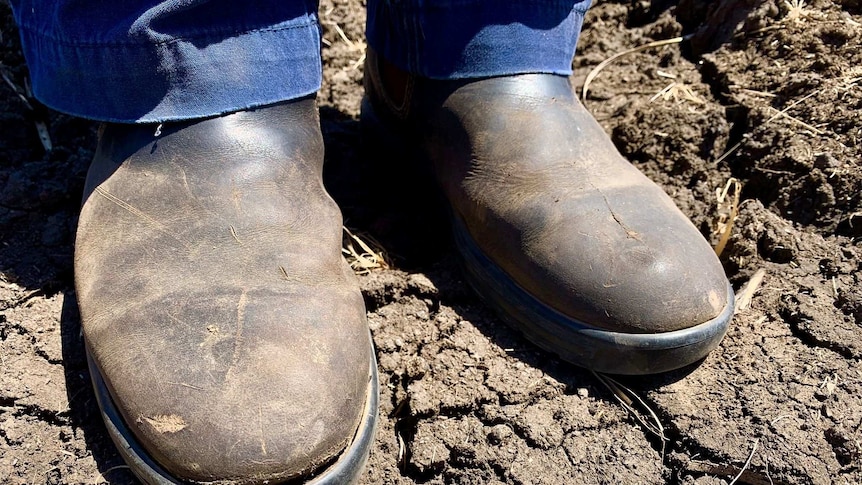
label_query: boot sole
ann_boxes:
[86,342,379,484]
[452,216,733,374]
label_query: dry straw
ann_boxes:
[343,227,389,274]
[582,34,693,103]
[714,177,742,257]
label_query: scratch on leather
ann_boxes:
[225,288,248,381]
[166,380,205,391]
[258,404,267,456]
[94,187,190,248]
[140,414,187,433]
[586,180,642,241]
[229,225,243,245]
[175,163,194,198]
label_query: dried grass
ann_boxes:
[342,227,389,274]
[320,9,367,71]
[735,268,767,313]
[649,81,705,105]
[714,177,742,256]
[783,0,811,22]
[0,66,51,151]
[582,35,692,103]
[592,371,668,459]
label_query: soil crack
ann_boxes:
[10,403,70,428]
[780,305,859,359]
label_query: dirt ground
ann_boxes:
[1,0,861,483]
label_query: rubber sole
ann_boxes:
[452,216,734,375]
[86,343,379,484]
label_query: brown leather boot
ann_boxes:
[76,97,377,484]
[362,50,733,374]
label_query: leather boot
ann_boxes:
[76,97,377,484]
[362,50,733,374]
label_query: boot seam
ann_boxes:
[367,49,414,121]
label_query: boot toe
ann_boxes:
[535,189,731,334]
[88,288,372,484]
[361,64,734,372]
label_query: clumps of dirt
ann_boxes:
[701,0,862,236]
[1,0,861,484]
[576,1,861,484]
[362,263,669,484]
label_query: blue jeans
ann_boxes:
[10,0,591,123]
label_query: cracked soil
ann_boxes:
[2,0,861,484]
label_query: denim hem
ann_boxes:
[17,19,322,123]
[366,0,591,79]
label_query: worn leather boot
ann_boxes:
[76,97,377,484]
[362,50,733,374]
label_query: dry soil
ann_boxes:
[1,1,861,484]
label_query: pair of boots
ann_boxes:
[76,52,732,484]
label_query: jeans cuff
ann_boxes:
[16,19,322,123]
[366,0,591,79]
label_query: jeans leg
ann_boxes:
[365,0,592,79]
[10,0,322,123]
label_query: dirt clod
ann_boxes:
[1,1,861,484]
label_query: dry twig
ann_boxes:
[735,268,767,313]
[714,177,742,256]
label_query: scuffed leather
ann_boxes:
[75,98,370,484]
[365,50,729,333]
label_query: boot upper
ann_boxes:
[76,99,371,484]
[364,52,730,334]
